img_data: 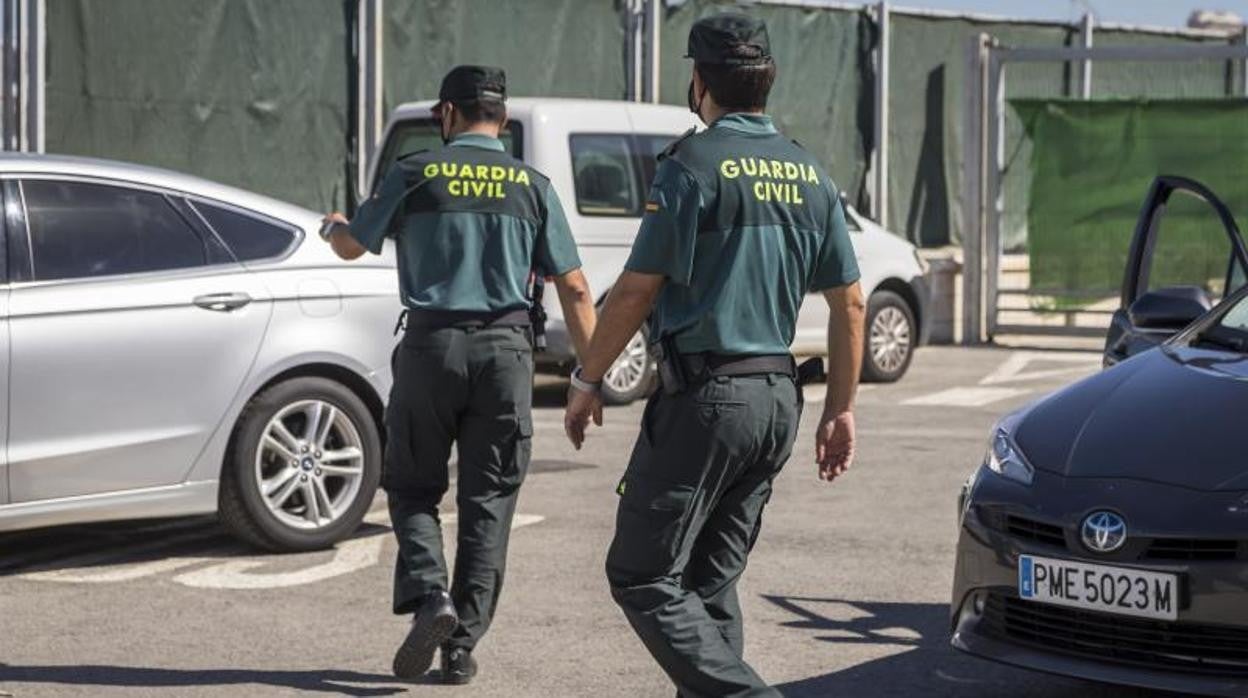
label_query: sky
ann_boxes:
[897,0,1248,28]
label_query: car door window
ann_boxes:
[571,134,642,216]
[1144,190,1246,303]
[192,200,297,261]
[23,180,209,282]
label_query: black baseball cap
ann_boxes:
[434,65,506,111]
[685,13,771,65]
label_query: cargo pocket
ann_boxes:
[608,477,697,579]
[503,414,533,489]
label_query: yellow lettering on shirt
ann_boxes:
[422,159,533,200]
[718,156,814,206]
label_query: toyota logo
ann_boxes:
[1081,511,1127,553]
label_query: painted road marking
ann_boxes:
[903,351,1099,407]
[16,512,544,589]
[903,386,1030,407]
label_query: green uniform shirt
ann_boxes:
[350,133,581,312]
[625,113,860,355]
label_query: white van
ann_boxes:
[367,98,928,403]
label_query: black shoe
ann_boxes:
[440,646,478,685]
[392,591,458,680]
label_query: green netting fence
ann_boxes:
[39,0,1248,243]
[1014,98,1248,308]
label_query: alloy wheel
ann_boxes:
[869,306,912,373]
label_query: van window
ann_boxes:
[570,133,683,218]
[372,118,523,196]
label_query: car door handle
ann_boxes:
[193,292,253,312]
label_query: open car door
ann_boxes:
[1104,176,1248,366]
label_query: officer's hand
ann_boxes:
[815,410,855,482]
[564,386,604,450]
[323,212,349,225]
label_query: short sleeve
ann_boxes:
[348,165,408,255]
[624,160,701,285]
[809,189,861,291]
[534,185,582,276]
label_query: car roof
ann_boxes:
[0,153,319,225]
[388,97,691,123]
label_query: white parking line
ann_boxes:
[902,386,1030,407]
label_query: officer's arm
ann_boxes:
[323,165,408,261]
[578,271,664,383]
[552,269,597,361]
[822,281,865,414]
[327,224,368,260]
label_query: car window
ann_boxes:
[1145,191,1242,303]
[570,133,684,218]
[1220,296,1248,332]
[23,179,209,282]
[570,134,642,216]
[372,118,522,196]
[193,201,297,261]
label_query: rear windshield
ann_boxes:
[372,118,523,196]
[569,133,682,218]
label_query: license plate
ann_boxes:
[1018,554,1178,621]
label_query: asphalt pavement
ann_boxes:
[0,346,1188,697]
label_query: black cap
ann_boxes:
[685,13,771,65]
[436,65,506,106]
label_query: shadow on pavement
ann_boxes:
[764,596,1183,698]
[0,664,409,696]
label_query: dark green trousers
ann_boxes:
[606,374,801,698]
[383,324,533,652]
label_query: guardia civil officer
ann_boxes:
[323,65,597,685]
[564,15,865,697]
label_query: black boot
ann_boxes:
[392,591,458,680]
[440,645,478,685]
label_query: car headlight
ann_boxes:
[984,411,1034,485]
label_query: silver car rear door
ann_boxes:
[0,183,10,505]
[6,177,272,503]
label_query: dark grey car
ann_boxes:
[951,177,1248,696]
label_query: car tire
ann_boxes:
[861,290,916,383]
[600,327,656,406]
[219,376,382,552]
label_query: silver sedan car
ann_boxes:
[0,154,401,551]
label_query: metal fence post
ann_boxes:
[642,0,660,103]
[1239,26,1248,97]
[985,47,1003,340]
[1079,13,1093,98]
[961,34,988,345]
[354,0,383,201]
[870,0,890,228]
[18,0,41,152]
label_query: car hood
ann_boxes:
[1014,347,1248,491]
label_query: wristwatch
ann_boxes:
[570,366,603,395]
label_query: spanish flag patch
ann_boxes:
[644,201,661,213]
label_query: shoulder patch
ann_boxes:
[658,127,698,161]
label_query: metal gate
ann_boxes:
[962,37,1248,343]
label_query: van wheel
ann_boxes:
[219,377,381,552]
[861,290,916,383]
[601,328,655,405]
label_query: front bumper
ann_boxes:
[951,468,1248,696]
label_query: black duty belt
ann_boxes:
[400,308,531,333]
[678,353,796,380]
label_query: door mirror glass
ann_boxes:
[1127,286,1211,330]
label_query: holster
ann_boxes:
[528,274,548,351]
[795,357,827,386]
[651,334,688,396]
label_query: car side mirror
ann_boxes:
[1127,286,1211,330]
